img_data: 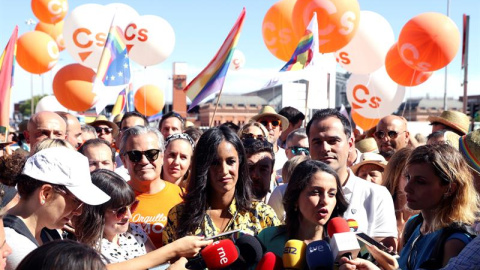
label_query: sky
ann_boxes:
[1,0,479,113]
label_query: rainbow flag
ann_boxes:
[93,18,131,114]
[281,13,318,71]
[184,8,246,111]
[111,88,127,116]
[0,26,18,128]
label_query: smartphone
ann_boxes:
[205,229,242,241]
[355,232,397,256]
[0,126,7,143]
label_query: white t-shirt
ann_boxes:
[342,170,398,238]
[5,227,37,270]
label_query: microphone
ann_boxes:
[229,234,264,269]
[306,240,334,270]
[327,217,360,262]
[282,239,306,269]
[255,252,283,270]
[186,239,239,269]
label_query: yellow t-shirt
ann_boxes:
[129,181,183,248]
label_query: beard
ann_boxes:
[379,149,395,159]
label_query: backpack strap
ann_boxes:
[402,214,423,246]
[3,214,39,247]
[420,223,475,269]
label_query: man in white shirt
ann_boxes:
[306,108,398,251]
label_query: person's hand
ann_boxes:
[339,257,381,270]
[171,236,213,258]
[366,245,399,270]
[167,257,188,270]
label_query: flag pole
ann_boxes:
[209,89,224,128]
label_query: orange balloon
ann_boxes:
[398,12,460,71]
[52,64,96,111]
[292,0,360,53]
[385,43,433,86]
[16,31,59,74]
[35,21,65,51]
[31,0,68,24]
[134,85,165,116]
[351,109,379,131]
[262,0,300,61]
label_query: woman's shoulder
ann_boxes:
[251,201,277,215]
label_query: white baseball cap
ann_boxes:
[22,147,110,205]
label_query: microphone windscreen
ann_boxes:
[327,217,350,238]
[235,234,264,264]
[282,239,306,269]
[201,239,239,269]
[255,252,283,270]
[306,240,334,270]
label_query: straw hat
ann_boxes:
[427,110,470,135]
[112,113,124,125]
[251,105,289,130]
[444,131,460,150]
[351,152,387,175]
[89,115,119,138]
[355,137,379,154]
[459,130,480,174]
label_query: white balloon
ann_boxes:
[105,3,140,33]
[63,4,112,69]
[335,11,394,74]
[35,96,68,113]
[229,50,246,71]
[126,15,175,66]
[346,66,405,119]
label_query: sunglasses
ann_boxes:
[94,127,113,134]
[111,200,139,219]
[374,130,406,140]
[55,187,83,212]
[241,133,265,141]
[125,149,161,163]
[260,120,281,128]
[289,146,310,156]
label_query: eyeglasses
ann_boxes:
[241,133,265,141]
[111,200,139,219]
[288,146,310,156]
[94,127,113,134]
[374,130,406,140]
[54,187,84,212]
[125,149,161,163]
[260,120,281,128]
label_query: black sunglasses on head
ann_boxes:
[124,149,161,163]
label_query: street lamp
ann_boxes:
[25,18,37,116]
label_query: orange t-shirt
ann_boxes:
[129,181,183,248]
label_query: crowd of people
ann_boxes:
[0,105,479,270]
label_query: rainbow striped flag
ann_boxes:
[0,26,18,128]
[111,88,127,116]
[93,18,131,114]
[184,8,246,111]
[281,13,318,71]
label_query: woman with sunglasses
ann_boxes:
[257,160,349,258]
[76,169,212,269]
[2,147,111,270]
[163,126,280,244]
[237,121,269,142]
[162,133,195,189]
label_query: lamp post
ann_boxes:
[25,18,37,116]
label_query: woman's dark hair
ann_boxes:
[0,152,27,192]
[176,126,252,237]
[16,239,106,270]
[75,169,135,249]
[283,160,349,239]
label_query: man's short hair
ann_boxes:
[278,106,305,126]
[286,128,307,144]
[78,138,115,162]
[119,126,164,156]
[306,109,352,138]
[81,125,97,137]
[243,138,275,162]
[158,111,184,130]
[119,112,149,129]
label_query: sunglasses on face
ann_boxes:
[289,146,310,156]
[94,127,113,134]
[374,130,406,140]
[260,120,281,128]
[125,149,161,163]
[55,187,84,212]
[241,133,265,141]
[111,200,139,219]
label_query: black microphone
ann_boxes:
[228,234,264,269]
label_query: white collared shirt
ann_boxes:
[342,169,398,238]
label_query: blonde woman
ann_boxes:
[237,121,269,142]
